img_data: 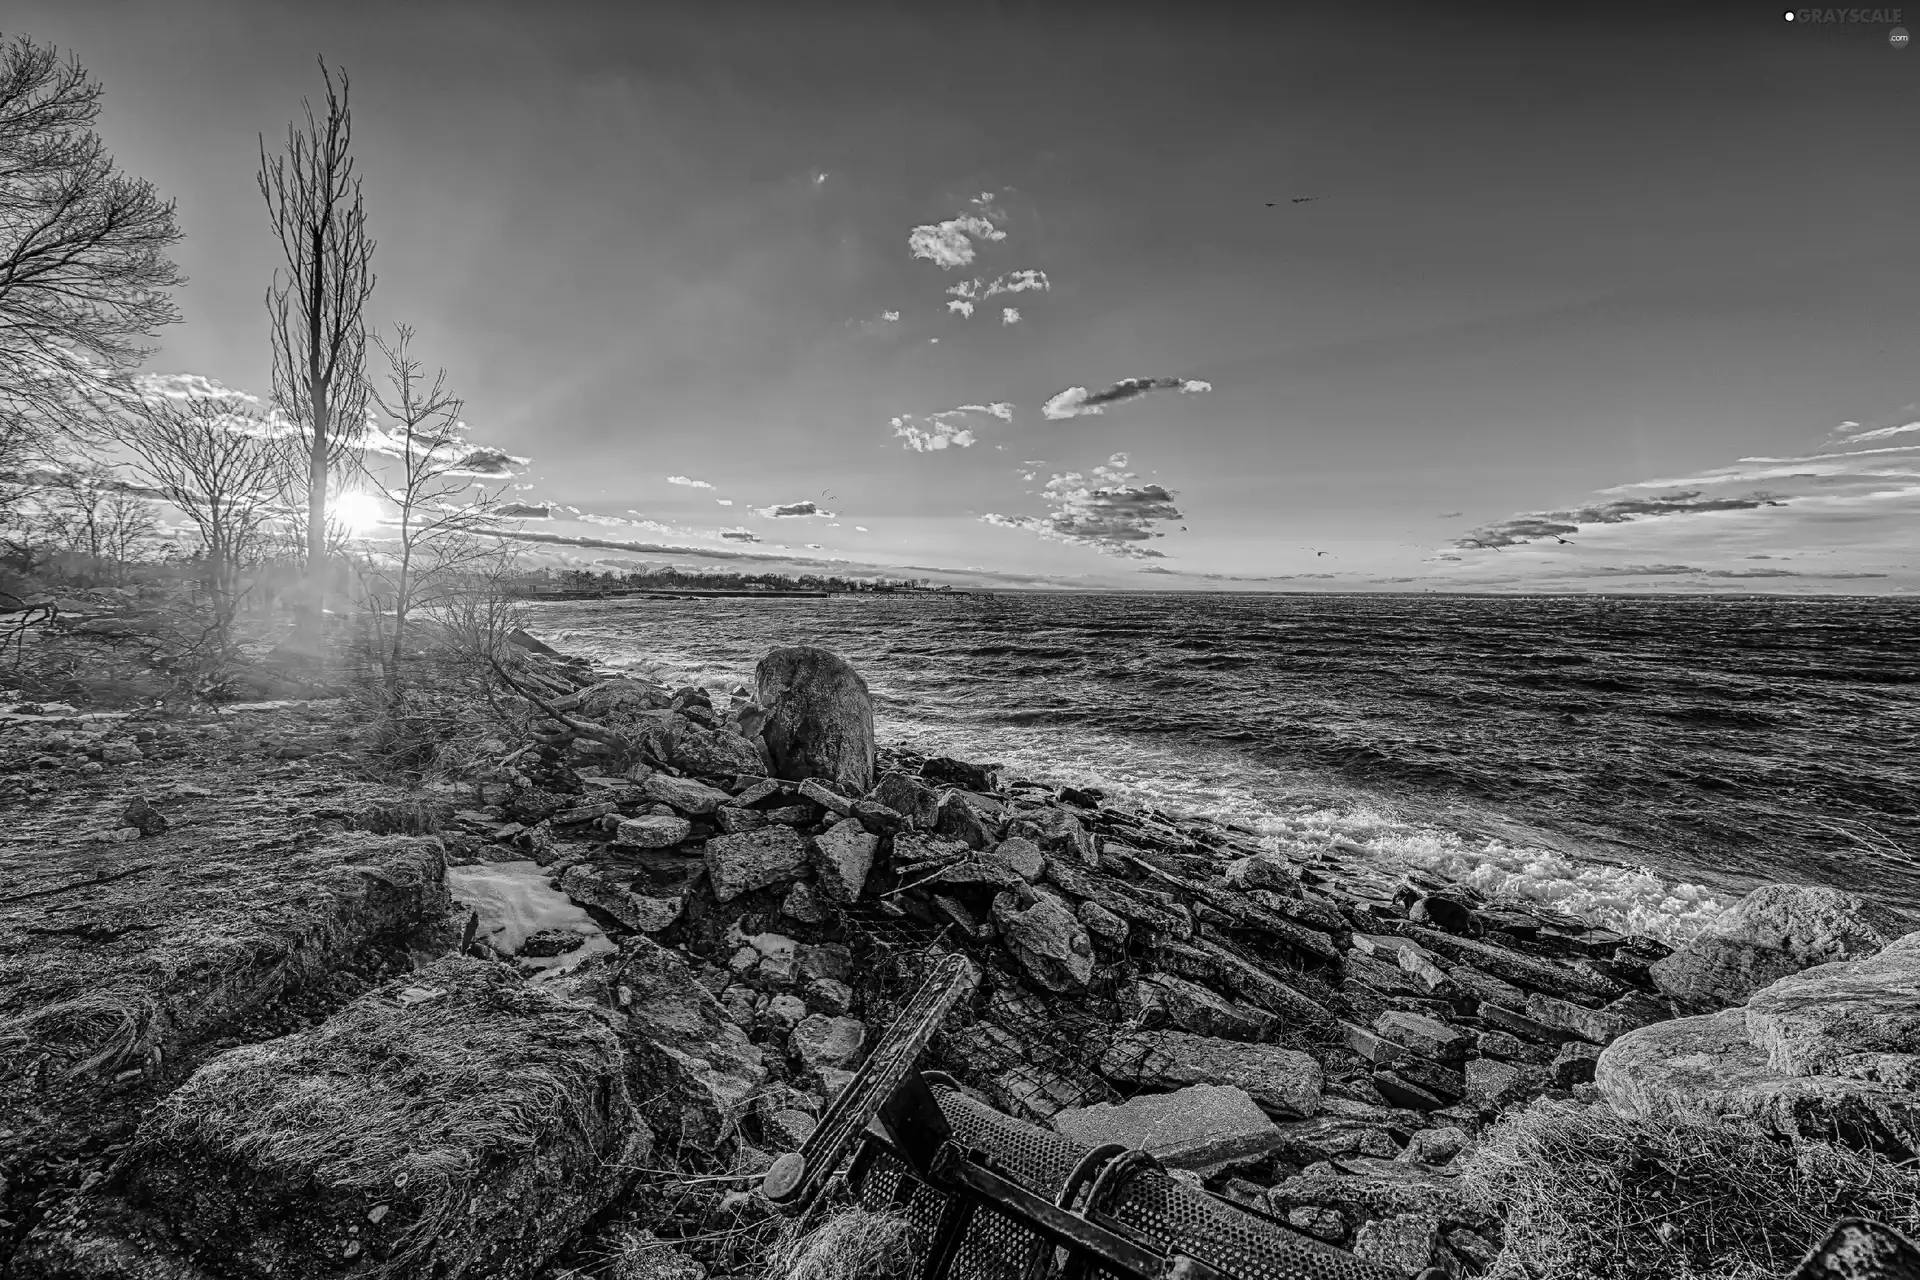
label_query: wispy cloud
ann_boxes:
[495,502,553,519]
[666,475,714,489]
[1456,491,1786,549]
[719,528,759,543]
[1041,376,1214,420]
[908,213,1006,270]
[980,452,1184,560]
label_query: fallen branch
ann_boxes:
[0,863,154,906]
[488,657,633,752]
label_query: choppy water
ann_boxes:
[530,592,1920,943]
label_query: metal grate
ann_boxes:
[846,1085,1399,1280]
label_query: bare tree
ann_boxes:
[37,462,158,574]
[0,34,185,440]
[257,59,375,653]
[118,393,280,653]
[360,323,510,686]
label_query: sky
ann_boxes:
[13,0,1920,592]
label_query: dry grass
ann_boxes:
[1459,1098,1920,1280]
[763,1205,922,1280]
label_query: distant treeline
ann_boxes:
[531,568,946,593]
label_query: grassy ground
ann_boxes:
[0,695,462,1265]
[1459,1097,1920,1279]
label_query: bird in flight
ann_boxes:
[1553,537,1573,545]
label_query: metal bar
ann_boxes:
[765,952,979,1210]
[878,1065,956,1179]
[930,1144,1167,1280]
[920,1190,979,1280]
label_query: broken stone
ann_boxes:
[1396,1126,1468,1166]
[1100,1030,1324,1119]
[1077,899,1130,948]
[1271,1114,1400,1164]
[932,790,995,848]
[559,866,683,934]
[764,1108,817,1151]
[989,835,1046,881]
[1224,853,1300,892]
[714,806,769,834]
[780,880,831,924]
[1287,1206,1348,1244]
[1150,974,1278,1042]
[704,825,809,902]
[641,772,734,816]
[1054,1084,1285,1171]
[1371,1071,1447,1111]
[1402,926,1620,1007]
[849,798,906,835]
[804,978,854,1016]
[1373,1011,1466,1062]
[867,771,940,827]
[120,795,167,836]
[797,777,854,816]
[613,813,692,849]
[764,994,807,1028]
[1744,929,1920,1076]
[1465,1059,1525,1107]
[810,817,878,902]
[790,1014,867,1072]
[992,889,1094,993]
[1552,1041,1603,1089]
[1353,1212,1440,1277]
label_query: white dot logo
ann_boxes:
[1784,8,1795,18]
[1893,26,1911,47]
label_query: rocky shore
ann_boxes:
[1,635,1914,1280]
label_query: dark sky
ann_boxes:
[13,0,1918,589]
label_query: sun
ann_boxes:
[332,490,389,538]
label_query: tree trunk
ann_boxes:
[296,223,331,661]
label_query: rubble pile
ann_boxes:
[7,634,1910,1280]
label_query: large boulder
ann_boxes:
[753,646,876,795]
[15,958,649,1280]
[1595,1007,1920,1154]
[1744,929,1920,1079]
[1650,883,1903,1009]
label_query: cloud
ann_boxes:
[891,414,976,452]
[945,402,1014,422]
[1436,511,1463,519]
[947,280,979,300]
[1002,308,1020,326]
[855,526,868,532]
[881,310,899,322]
[947,299,974,317]
[980,452,1184,560]
[907,213,1006,270]
[1138,565,1176,575]
[1456,491,1785,549]
[758,500,834,519]
[667,475,714,489]
[716,498,733,506]
[494,502,552,519]
[1041,376,1214,420]
[984,269,1049,296]
[719,528,759,543]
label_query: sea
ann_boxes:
[527,592,1920,945]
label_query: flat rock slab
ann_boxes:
[1,830,448,1076]
[1053,1083,1284,1170]
[1100,1030,1324,1119]
[17,957,649,1280]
